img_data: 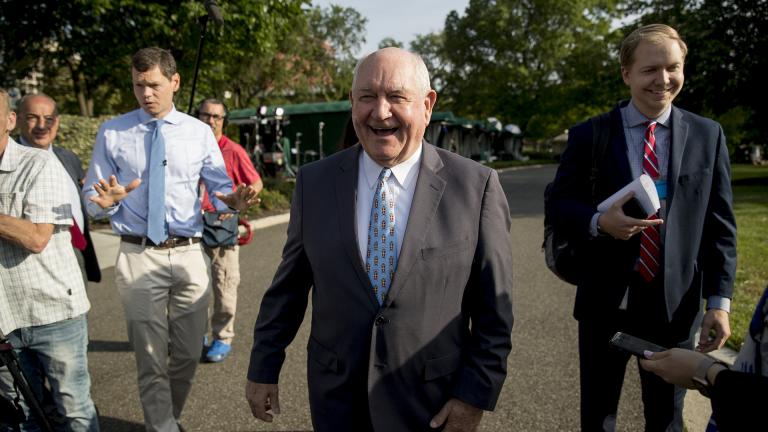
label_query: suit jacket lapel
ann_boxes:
[663,106,689,321]
[52,146,79,185]
[609,104,633,191]
[667,106,689,208]
[335,145,381,309]
[384,143,445,306]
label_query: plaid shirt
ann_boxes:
[0,138,89,335]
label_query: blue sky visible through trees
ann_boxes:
[312,0,469,55]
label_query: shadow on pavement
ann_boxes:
[99,416,144,431]
[499,165,556,218]
[88,340,132,352]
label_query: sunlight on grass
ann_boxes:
[726,164,768,350]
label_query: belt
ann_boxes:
[121,235,201,249]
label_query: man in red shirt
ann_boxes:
[198,98,263,363]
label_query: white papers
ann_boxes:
[597,174,660,216]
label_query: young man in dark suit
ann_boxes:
[18,93,101,283]
[548,24,737,431]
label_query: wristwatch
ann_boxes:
[691,356,729,397]
[596,215,607,236]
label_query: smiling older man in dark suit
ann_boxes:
[245,47,514,432]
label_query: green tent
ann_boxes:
[229,101,352,163]
[228,103,494,163]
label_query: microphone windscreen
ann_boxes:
[205,0,224,26]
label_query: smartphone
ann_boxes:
[609,332,667,357]
[622,197,649,219]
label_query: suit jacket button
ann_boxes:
[375,315,387,326]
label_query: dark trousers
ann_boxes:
[577,276,702,432]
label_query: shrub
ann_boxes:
[263,177,295,198]
[258,188,290,211]
[56,114,114,165]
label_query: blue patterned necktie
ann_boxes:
[366,168,398,305]
[146,119,167,244]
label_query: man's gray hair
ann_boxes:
[352,48,432,96]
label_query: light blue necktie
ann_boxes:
[366,168,398,305]
[146,120,167,244]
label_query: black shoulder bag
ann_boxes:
[543,112,611,285]
[202,212,239,247]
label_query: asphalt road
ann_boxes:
[84,164,650,431]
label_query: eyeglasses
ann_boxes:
[199,112,225,121]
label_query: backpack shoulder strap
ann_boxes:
[589,111,611,202]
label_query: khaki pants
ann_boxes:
[204,245,240,343]
[115,241,210,432]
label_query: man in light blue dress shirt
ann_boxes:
[83,47,257,432]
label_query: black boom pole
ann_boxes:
[0,338,54,432]
[187,1,223,114]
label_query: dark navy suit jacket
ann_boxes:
[549,102,736,328]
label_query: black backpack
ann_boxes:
[543,112,611,285]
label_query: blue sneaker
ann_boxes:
[205,339,231,363]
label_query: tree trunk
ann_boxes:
[66,60,90,117]
[86,98,94,117]
[84,77,94,117]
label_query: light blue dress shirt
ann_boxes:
[621,101,671,181]
[83,106,233,238]
[589,101,671,237]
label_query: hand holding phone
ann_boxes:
[609,332,667,357]
[622,197,650,219]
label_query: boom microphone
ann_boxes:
[205,0,224,26]
[188,0,223,113]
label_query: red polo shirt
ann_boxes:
[202,135,260,213]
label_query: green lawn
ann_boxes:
[726,164,768,350]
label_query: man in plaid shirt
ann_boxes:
[0,88,99,431]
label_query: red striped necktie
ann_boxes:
[638,121,660,282]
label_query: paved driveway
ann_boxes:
[84,165,678,431]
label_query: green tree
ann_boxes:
[438,0,622,139]
[299,4,367,101]
[0,0,160,116]
[219,3,367,106]
[378,37,404,49]
[192,0,311,109]
[621,0,768,148]
[410,32,448,96]
[0,1,312,115]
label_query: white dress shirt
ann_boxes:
[356,144,422,262]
